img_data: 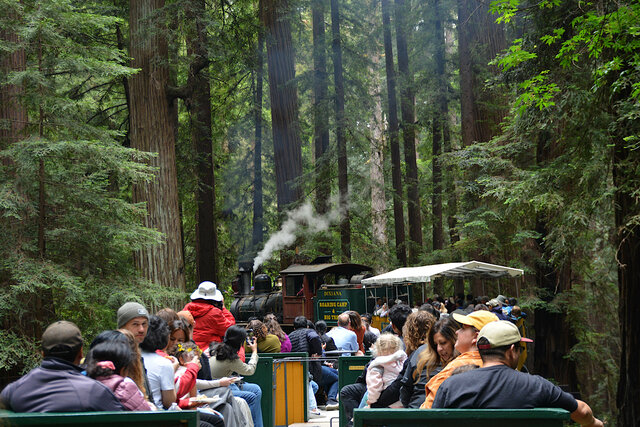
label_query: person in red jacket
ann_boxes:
[183,281,237,352]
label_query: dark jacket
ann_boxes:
[0,357,124,412]
[399,344,442,408]
[289,328,323,381]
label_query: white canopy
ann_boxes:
[361,261,523,285]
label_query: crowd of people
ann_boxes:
[0,282,603,427]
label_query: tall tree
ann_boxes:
[261,0,303,210]
[129,0,186,290]
[331,0,351,261]
[252,11,265,252]
[185,0,218,283]
[430,0,446,257]
[394,0,421,263]
[369,58,387,256]
[381,0,406,266]
[312,0,330,217]
[0,9,26,160]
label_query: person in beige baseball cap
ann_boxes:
[432,321,603,427]
[420,309,499,409]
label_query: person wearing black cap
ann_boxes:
[432,321,603,427]
[0,321,124,412]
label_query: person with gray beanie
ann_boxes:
[117,302,150,344]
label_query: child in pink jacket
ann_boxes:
[365,333,407,408]
[87,340,154,411]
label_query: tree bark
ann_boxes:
[614,120,640,426]
[129,0,186,290]
[0,24,26,161]
[261,0,303,211]
[369,58,387,252]
[533,135,578,391]
[312,0,330,216]
[457,0,507,147]
[186,0,218,284]
[381,0,406,266]
[331,0,351,261]
[394,0,421,263]
[431,0,445,256]
[252,15,265,252]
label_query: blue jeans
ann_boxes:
[319,365,339,401]
[230,382,263,427]
[309,380,319,410]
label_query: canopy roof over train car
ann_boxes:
[280,263,371,276]
[361,261,523,285]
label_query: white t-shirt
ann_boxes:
[141,351,175,409]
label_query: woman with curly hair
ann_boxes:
[244,319,281,353]
[400,316,457,407]
[263,314,291,352]
[398,310,437,407]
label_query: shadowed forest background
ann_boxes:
[0,0,639,424]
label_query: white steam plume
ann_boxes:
[252,201,342,272]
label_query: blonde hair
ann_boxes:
[372,333,403,357]
[118,328,148,399]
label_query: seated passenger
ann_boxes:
[244,319,281,353]
[365,333,407,408]
[86,339,154,411]
[420,310,498,409]
[399,311,440,408]
[263,314,291,352]
[209,325,263,427]
[432,321,603,427]
[0,321,123,412]
[326,312,358,353]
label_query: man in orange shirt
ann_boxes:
[420,310,498,409]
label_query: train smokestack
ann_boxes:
[239,266,252,295]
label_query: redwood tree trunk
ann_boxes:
[312,0,330,217]
[129,0,186,290]
[261,0,303,210]
[252,22,265,252]
[369,57,387,254]
[614,126,640,426]
[431,0,446,255]
[0,26,26,160]
[381,0,406,266]
[331,0,351,261]
[394,0,421,263]
[186,0,217,284]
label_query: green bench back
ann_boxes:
[243,356,274,427]
[353,408,570,427]
[0,410,199,427]
[338,355,371,427]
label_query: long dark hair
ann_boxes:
[86,340,134,378]
[210,325,246,361]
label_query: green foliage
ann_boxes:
[0,0,179,376]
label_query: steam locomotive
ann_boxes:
[230,257,413,326]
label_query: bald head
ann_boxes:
[337,312,350,328]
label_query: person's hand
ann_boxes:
[167,356,179,372]
[355,350,364,356]
[218,377,234,387]
[184,399,207,409]
[248,337,258,352]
